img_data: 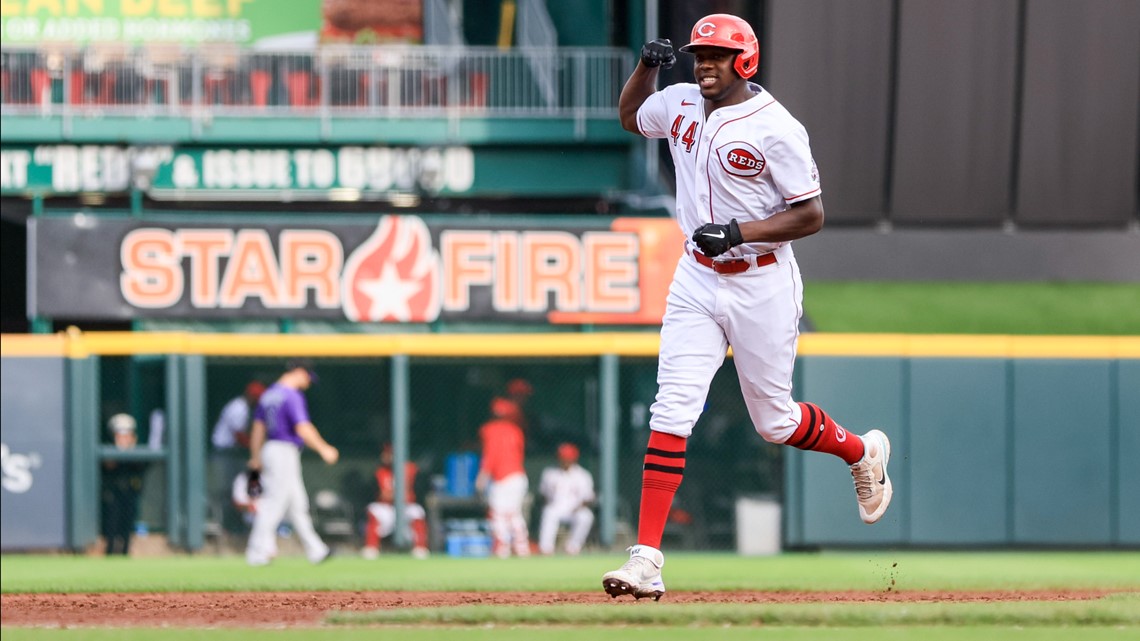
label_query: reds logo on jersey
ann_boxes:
[716,142,766,178]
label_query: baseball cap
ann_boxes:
[107,413,137,434]
[285,357,319,383]
[557,443,579,462]
[490,397,521,419]
[506,378,533,398]
[245,381,267,398]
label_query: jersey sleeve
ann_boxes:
[478,425,496,475]
[635,86,676,139]
[539,468,556,499]
[285,390,311,426]
[766,124,822,204]
[581,470,596,503]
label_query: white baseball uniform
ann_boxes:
[367,501,426,538]
[537,464,595,555]
[211,395,250,448]
[636,82,821,442]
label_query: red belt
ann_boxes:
[691,249,777,274]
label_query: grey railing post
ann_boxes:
[599,353,619,547]
[67,355,100,550]
[391,354,410,547]
[183,354,206,551]
[165,354,184,547]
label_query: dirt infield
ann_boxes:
[0,589,1118,628]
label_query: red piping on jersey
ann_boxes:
[784,187,821,202]
[705,99,777,223]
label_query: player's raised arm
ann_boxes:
[619,39,674,134]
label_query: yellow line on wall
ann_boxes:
[1,331,1138,359]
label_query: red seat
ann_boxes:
[465,71,488,107]
[286,70,316,107]
[203,71,231,105]
[68,70,87,104]
[249,69,271,107]
[29,69,51,104]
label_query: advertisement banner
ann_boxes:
[1,0,323,45]
[31,215,684,324]
[0,144,627,197]
[1,356,68,550]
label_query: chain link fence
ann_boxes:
[98,353,785,556]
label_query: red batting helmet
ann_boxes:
[490,397,521,420]
[557,443,579,462]
[679,13,759,79]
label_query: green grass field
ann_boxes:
[803,282,1140,334]
[2,552,1139,640]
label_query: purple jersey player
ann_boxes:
[245,358,339,566]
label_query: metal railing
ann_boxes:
[0,45,632,123]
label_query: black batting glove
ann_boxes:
[692,219,744,257]
[641,38,675,70]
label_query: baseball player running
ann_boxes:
[602,14,893,601]
[246,358,339,566]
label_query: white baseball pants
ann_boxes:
[367,501,426,538]
[487,472,530,557]
[538,505,594,555]
[650,244,804,443]
[246,440,329,565]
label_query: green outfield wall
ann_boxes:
[1,332,1137,552]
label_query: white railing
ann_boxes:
[0,44,632,123]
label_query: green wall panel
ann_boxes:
[795,357,906,545]
[0,116,63,142]
[908,359,1008,544]
[197,118,323,143]
[1012,360,1113,543]
[1119,360,1140,544]
[68,117,194,142]
[1,115,630,145]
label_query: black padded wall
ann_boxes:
[766,0,894,223]
[1015,0,1140,226]
[889,0,1020,224]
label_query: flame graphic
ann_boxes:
[342,216,440,322]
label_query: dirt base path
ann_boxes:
[0,589,1118,628]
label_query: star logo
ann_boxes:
[342,216,441,323]
[355,261,425,322]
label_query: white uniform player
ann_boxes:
[537,443,595,555]
[603,14,894,601]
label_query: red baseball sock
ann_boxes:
[638,431,687,549]
[364,511,380,549]
[786,402,865,465]
[411,518,428,549]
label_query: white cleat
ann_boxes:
[602,545,666,601]
[851,429,893,524]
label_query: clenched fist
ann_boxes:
[641,38,675,69]
[692,219,744,257]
